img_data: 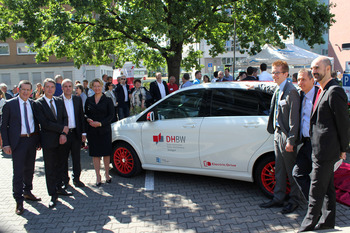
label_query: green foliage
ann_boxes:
[0,0,334,77]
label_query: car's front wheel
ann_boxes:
[255,154,291,198]
[112,142,142,177]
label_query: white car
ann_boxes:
[111,82,280,197]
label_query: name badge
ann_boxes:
[279,100,286,106]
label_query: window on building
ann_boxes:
[19,73,29,81]
[44,72,54,79]
[63,71,73,80]
[0,43,10,55]
[225,40,240,52]
[1,73,11,86]
[32,72,42,85]
[17,43,36,55]
[86,70,95,81]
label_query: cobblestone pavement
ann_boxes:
[1,149,350,233]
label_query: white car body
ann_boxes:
[111,82,276,184]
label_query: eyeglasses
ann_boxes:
[121,78,126,80]
[271,71,286,75]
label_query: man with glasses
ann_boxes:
[260,60,301,214]
[114,75,130,119]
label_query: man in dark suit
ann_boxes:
[150,72,169,103]
[59,79,86,188]
[243,67,258,81]
[292,69,319,201]
[260,60,301,214]
[114,75,130,120]
[299,57,349,231]
[33,78,70,209]
[1,80,41,215]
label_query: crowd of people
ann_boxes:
[2,57,349,232]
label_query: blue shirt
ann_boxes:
[181,81,193,89]
[54,83,63,97]
[193,79,200,85]
[300,86,315,137]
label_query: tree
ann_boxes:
[0,0,334,80]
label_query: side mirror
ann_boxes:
[147,111,155,122]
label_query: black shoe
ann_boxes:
[15,202,24,215]
[259,200,284,208]
[96,182,102,187]
[23,192,41,201]
[73,180,85,187]
[49,195,58,209]
[106,178,112,184]
[56,189,73,196]
[314,224,334,230]
[281,203,298,214]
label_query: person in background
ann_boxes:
[0,83,13,100]
[181,73,193,88]
[292,73,298,82]
[243,67,258,81]
[88,81,95,97]
[211,71,219,83]
[193,71,202,84]
[236,71,247,81]
[85,78,114,186]
[203,75,210,83]
[9,85,19,97]
[130,79,146,115]
[53,75,63,97]
[224,68,234,81]
[82,80,89,96]
[0,89,6,147]
[217,71,228,82]
[259,63,273,81]
[150,72,169,103]
[106,76,115,88]
[101,74,108,88]
[114,75,130,120]
[104,81,118,122]
[167,76,179,94]
[75,84,87,110]
[31,83,44,100]
[1,80,41,215]
[74,80,81,85]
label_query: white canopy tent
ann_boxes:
[238,44,333,67]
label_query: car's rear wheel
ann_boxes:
[112,142,142,177]
[255,154,290,198]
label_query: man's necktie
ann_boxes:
[23,102,31,134]
[50,99,57,119]
[273,88,280,129]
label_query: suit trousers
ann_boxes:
[299,159,337,231]
[118,103,130,120]
[43,146,64,196]
[293,139,312,201]
[273,128,301,205]
[12,135,39,203]
[60,129,82,184]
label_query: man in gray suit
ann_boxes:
[299,57,349,231]
[260,60,301,214]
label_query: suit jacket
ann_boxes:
[150,80,169,102]
[267,80,300,146]
[310,79,349,162]
[33,96,68,149]
[1,97,40,150]
[114,84,130,108]
[58,95,86,140]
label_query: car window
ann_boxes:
[153,89,206,120]
[210,89,271,116]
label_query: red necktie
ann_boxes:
[313,89,322,112]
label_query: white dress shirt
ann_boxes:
[157,81,166,99]
[63,95,76,129]
[43,95,57,116]
[121,84,129,102]
[18,97,35,134]
[300,86,315,138]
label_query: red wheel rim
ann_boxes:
[261,161,291,195]
[114,147,134,174]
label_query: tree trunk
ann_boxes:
[165,43,183,85]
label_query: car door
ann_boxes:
[199,88,272,172]
[141,88,207,167]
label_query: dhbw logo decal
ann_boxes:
[153,133,164,144]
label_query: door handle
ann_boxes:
[243,122,259,128]
[183,124,195,128]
